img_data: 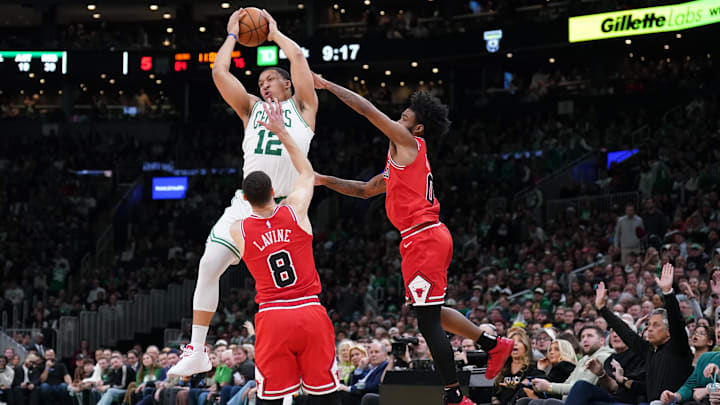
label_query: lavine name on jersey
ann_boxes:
[252,228,292,252]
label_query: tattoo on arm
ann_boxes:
[327,82,371,115]
[324,176,368,198]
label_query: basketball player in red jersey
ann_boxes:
[313,74,513,405]
[228,99,340,405]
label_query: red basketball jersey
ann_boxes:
[383,137,440,234]
[240,205,321,304]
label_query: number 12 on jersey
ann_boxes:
[254,129,283,156]
[267,250,297,288]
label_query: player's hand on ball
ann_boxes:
[227,9,245,37]
[261,9,278,42]
[258,98,287,136]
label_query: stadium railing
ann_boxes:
[0,329,28,363]
[56,279,194,358]
[513,150,597,203]
[545,191,640,222]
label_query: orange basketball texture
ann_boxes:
[237,7,269,47]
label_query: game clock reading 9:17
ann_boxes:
[321,44,360,62]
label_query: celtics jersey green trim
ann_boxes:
[289,98,310,129]
[210,229,242,260]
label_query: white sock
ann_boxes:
[190,325,209,349]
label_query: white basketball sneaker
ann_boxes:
[167,344,211,377]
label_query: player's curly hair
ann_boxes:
[242,171,273,206]
[408,90,451,137]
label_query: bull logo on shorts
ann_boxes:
[408,275,431,304]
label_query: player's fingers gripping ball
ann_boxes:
[236,7,269,47]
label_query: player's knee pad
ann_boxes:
[197,243,237,282]
[307,392,341,405]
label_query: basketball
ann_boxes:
[237,7,269,47]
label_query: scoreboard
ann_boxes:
[0,51,67,74]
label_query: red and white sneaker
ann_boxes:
[167,344,211,377]
[447,396,476,405]
[485,337,514,380]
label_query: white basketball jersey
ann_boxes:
[242,98,314,197]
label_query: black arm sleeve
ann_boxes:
[600,307,650,354]
[663,291,692,355]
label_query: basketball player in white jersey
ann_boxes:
[169,9,318,376]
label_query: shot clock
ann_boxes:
[321,44,360,62]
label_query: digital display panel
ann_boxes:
[152,177,188,200]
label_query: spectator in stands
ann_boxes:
[337,340,355,385]
[690,325,716,367]
[95,353,135,405]
[9,353,42,405]
[26,333,46,359]
[523,325,613,404]
[190,349,232,405]
[338,341,389,405]
[532,328,554,360]
[615,204,645,264]
[127,349,140,373]
[345,345,370,387]
[69,358,95,405]
[0,355,13,403]
[643,198,668,249]
[153,349,182,403]
[40,349,72,404]
[535,339,576,396]
[130,352,163,403]
[596,264,693,403]
[219,346,254,404]
[454,338,479,365]
[493,329,541,404]
[561,315,646,404]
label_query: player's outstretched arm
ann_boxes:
[262,10,318,119]
[315,172,386,200]
[212,9,260,123]
[313,73,416,150]
[258,99,314,220]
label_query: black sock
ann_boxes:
[476,332,498,351]
[444,386,463,403]
[414,305,459,386]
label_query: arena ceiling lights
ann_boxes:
[568,0,720,42]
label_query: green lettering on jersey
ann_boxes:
[283,110,292,128]
[253,110,263,129]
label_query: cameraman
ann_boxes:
[455,339,478,365]
[338,341,389,405]
[410,335,430,361]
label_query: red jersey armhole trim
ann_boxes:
[285,205,298,223]
[284,205,313,237]
[240,218,247,239]
[388,138,422,169]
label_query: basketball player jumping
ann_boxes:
[227,99,339,404]
[169,9,318,376]
[312,75,513,405]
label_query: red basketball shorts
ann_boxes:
[254,296,339,400]
[399,222,452,306]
